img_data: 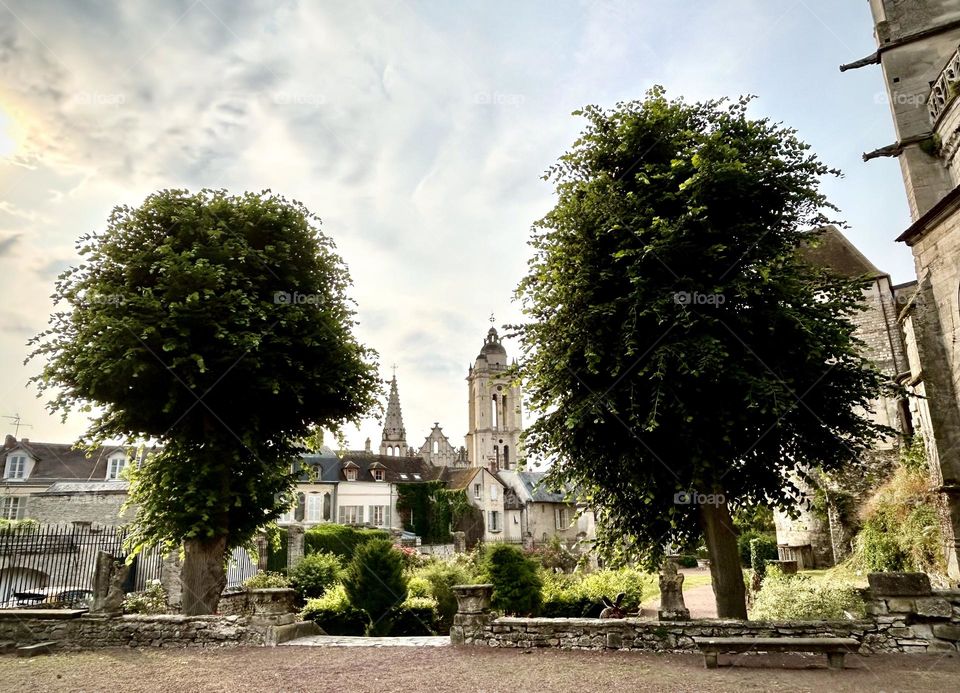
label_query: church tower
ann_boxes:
[379,375,408,456]
[464,323,522,471]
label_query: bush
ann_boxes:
[750,537,776,581]
[392,596,439,636]
[344,539,408,635]
[481,544,542,615]
[674,554,698,569]
[750,567,865,621]
[738,531,777,567]
[304,524,391,562]
[408,561,471,633]
[301,584,367,635]
[242,571,291,589]
[123,580,167,615]
[540,568,647,617]
[289,552,343,600]
[528,536,579,573]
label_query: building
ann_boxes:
[843,0,960,578]
[498,470,594,549]
[441,466,510,544]
[464,326,522,471]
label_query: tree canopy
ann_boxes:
[513,88,892,616]
[29,188,380,613]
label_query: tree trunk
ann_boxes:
[180,535,228,616]
[700,495,748,619]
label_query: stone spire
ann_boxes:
[379,374,408,456]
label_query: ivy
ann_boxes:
[396,483,469,544]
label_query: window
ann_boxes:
[491,395,499,428]
[106,455,126,480]
[4,455,26,480]
[503,445,509,469]
[488,510,501,532]
[373,469,384,481]
[345,468,357,481]
[339,505,363,524]
[555,507,569,530]
[490,485,498,501]
[370,505,386,527]
[399,473,408,480]
[322,493,332,521]
[306,494,322,522]
[473,483,482,500]
[1,497,21,520]
[432,440,439,454]
[412,474,421,480]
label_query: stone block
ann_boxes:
[915,597,953,619]
[868,573,932,597]
[886,598,916,613]
[927,640,957,653]
[933,624,960,641]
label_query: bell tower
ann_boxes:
[379,371,408,456]
[464,320,522,470]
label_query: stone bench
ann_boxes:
[694,636,860,670]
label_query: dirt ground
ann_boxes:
[1,645,957,693]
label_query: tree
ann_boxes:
[482,544,543,615]
[513,88,891,618]
[343,539,408,636]
[29,189,380,614]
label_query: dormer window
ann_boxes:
[346,468,357,481]
[3,455,26,480]
[373,469,384,482]
[106,455,126,480]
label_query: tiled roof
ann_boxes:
[40,481,129,494]
[499,470,571,504]
[1,437,135,482]
[441,467,482,490]
[800,225,886,279]
[337,451,442,483]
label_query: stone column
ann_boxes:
[657,561,690,621]
[452,531,466,554]
[450,584,493,646]
[287,523,305,570]
[160,550,183,610]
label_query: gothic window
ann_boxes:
[432,440,439,454]
[503,445,510,469]
[491,395,499,428]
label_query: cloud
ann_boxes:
[0,233,20,256]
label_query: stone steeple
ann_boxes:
[379,375,408,456]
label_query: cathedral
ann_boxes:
[367,323,523,473]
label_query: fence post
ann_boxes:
[287,524,305,570]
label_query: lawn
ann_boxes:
[2,645,957,692]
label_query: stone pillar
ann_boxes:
[160,550,183,610]
[522,531,534,551]
[657,561,690,621]
[287,523,305,570]
[255,534,269,572]
[452,531,466,554]
[450,584,493,646]
[90,551,130,616]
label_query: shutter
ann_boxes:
[555,507,561,530]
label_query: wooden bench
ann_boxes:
[693,636,860,670]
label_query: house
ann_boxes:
[0,435,140,525]
[441,466,510,543]
[498,470,595,549]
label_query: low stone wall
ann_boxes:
[0,612,263,649]
[451,573,960,654]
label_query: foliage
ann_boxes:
[406,575,433,598]
[122,580,167,615]
[242,571,291,589]
[395,483,470,544]
[266,527,288,572]
[850,438,944,574]
[540,567,647,618]
[739,532,777,567]
[750,537,775,581]
[288,552,343,599]
[732,506,775,535]
[27,189,380,612]
[304,524,391,563]
[407,560,472,632]
[481,544,543,616]
[528,536,579,573]
[301,583,367,635]
[391,595,439,636]
[512,87,892,579]
[673,555,698,569]
[344,539,408,636]
[750,567,865,621]
[0,518,39,534]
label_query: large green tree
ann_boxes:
[29,189,380,614]
[513,89,891,618]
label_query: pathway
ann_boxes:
[282,635,449,647]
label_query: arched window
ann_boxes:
[502,395,508,426]
[492,395,499,428]
[494,445,499,467]
[432,440,439,454]
[503,445,510,469]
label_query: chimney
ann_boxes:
[364,437,371,453]
[20,438,29,444]
[4,434,14,448]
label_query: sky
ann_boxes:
[0,0,913,452]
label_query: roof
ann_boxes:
[40,481,129,495]
[1,437,133,482]
[441,466,483,490]
[298,448,342,482]
[799,226,886,279]
[337,451,442,483]
[897,184,960,245]
[499,470,573,504]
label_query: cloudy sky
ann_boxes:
[0,0,911,452]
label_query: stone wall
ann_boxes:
[451,575,960,654]
[0,613,263,649]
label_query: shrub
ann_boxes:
[406,575,433,599]
[289,552,343,599]
[409,561,471,633]
[481,544,542,615]
[529,536,579,573]
[304,524,391,562]
[750,537,775,581]
[738,531,777,567]
[540,568,647,617]
[301,584,366,635]
[750,567,865,621]
[674,554,698,569]
[123,580,167,615]
[242,571,291,589]
[392,595,439,636]
[344,539,408,636]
